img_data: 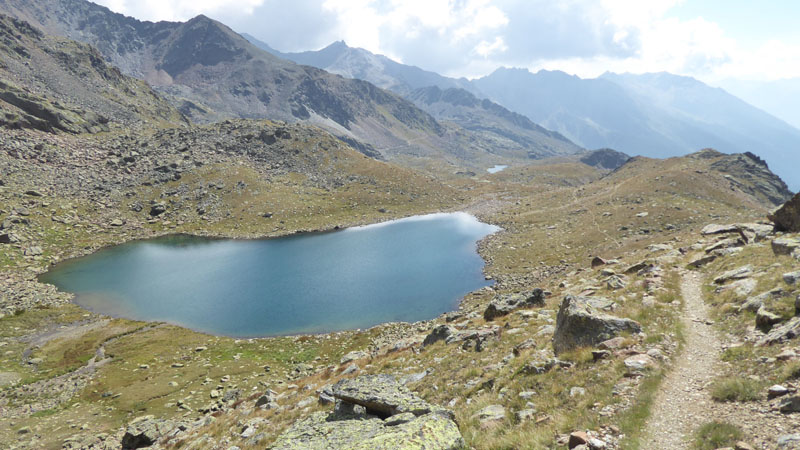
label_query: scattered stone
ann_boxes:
[569,431,590,448]
[756,306,783,329]
[779,395,800,413]
[772,237,800,256]
[688,254,717,268]
[569,387,586,397]
[777,434,800,449]
[121,416,174,450]
[423,324,456,347]
[769,385,790,399]
[624,261,652,274]
[472,404,506,426]
[149,203,167,216]
[516,409,537,421]
[623,354,654,371]
[758,317,800,346]
[552,295,642,355]
[784,271,800,285]
[484,289,545,321]
[340,350,370,364]
[714,265,752,284]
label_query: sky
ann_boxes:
[92,0,800,85]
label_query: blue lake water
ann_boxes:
[39,213,499,337]
[487,165,508,174]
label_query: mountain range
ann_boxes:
[0,0,581,166]
[250,38,800,191]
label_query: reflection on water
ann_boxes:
[40,213,499,337]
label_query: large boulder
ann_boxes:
[773,237,800,256]
[484,289,545,321]
[770,193,800,232]
[269,410,463,450]
[331,374,434,418]
[271,375,463,450]
[552,295,642,355]
[121,416,175,450]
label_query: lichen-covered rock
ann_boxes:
[484,289,545,321]
[269,409,464,450]
[121,416,175,449]
[552,295,642,355]
[713,265,752,284]
[331,374,434,418]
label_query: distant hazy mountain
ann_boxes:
[243,35,478,96]
[243,36,580,159]
[406,86,581,159]
[719,78,800,130]
[473,68,800,190]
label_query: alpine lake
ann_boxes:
[39,213,499,337]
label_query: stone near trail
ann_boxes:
[688,254,716,268]
[552,295,642,355]
[624,354,655,371]
[778,434,800,449]
[769,385,790,399]
[739,288,784,313]
[331,374,434,417]
[704,237,744,254]
[772,237,800,256]
[713,265,753,284]
[121,416,175,450]
[624,261,653,274]
[779,395,800,413]
[758,316,800,346]
[770,193,800,232]
[484,289,545,321]
[755,306,783,329]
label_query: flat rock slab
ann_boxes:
[331,374,433,417]
[269,410,464,450]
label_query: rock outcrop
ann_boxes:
[552,295,642,355]
[270,375,463,450]
[770,193,800,232]
[121,416,175,450]
[483,289,545,321]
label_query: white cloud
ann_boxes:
[93,0,264,22]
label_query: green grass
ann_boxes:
[710,376,761,402]
[692,421,742,450]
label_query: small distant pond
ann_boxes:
[487,165,508,174]
[39,213,499,337]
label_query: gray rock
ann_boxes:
[423,324,456,347]
[270,409,464,450]
[758,317,800,346]
[784,271,800,285]
[516,408,537,421]
[770,193,800,232]
[331,375,434,418]
[688,254,717,268]
[739,288,784,313]
[714,265,752,284]
[472,404,506,424]
[340,351,369,365]
[778,434,800,449]
[149,203,167,216]
[121,416,174,450]
[769,385,790,399]
[552,295,642,355]
[779,395,800,413]
[483,289,545,321]
[756,307,783,329]
[624,354,655,370]
[773,237,800,256]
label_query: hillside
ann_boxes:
[473,68,800,190]
[0,14,186,133]
[0,0,585,167]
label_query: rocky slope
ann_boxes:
[0,0,584,167]
[473,68,800,191]
[0,14,186,133]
